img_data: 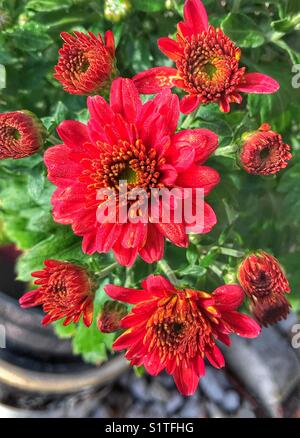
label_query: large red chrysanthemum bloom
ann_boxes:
[0,111,45,159]
[19,260,95,327]
[54,30,117,95]
[133,0,279,114]
[105,275,261,396]
[239,124,292,175]
[44,78,220,267]
[238,251,291,327]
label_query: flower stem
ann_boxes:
[213,144,238,158]
[47,134,59,145]
[232,0,241,13]
[181,110,198,130]
[158,260,179,286]
[94,262,118,279]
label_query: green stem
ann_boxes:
[219,247,245,258]
[94,262,118,279]
[125,268,134,288]
[47,134,59,145]
[181,111,198,130]
[209,264,223,278]
[213,144,238,158]
[232,0,241,13]
[158,260,179,286]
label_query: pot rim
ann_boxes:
[0,356,128,394]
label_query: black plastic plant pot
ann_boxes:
[0,245,127,417]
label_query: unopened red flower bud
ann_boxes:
[98,300,127,333]
[238,251,291,326]
[0,111,45,160]
[54,30,117,95]
[239,124,292,175]
[250,294,291,327]
[19,260,95,327]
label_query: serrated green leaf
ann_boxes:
[16,231,82,281]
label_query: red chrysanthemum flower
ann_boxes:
[238,251,291,326]
[105,275,261,396]
[133,0,279,114]
[44,78,220,267]
[54,30,117,95]
[19,260,95,327]
[0,111,45,159]
[239,123,292,175]
[98,300,127,333]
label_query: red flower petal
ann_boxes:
[158,37,183,61]
[237,73,280,94]
[104,284,149,304]
[177,21,194,39]
[19,290,40,308]
[110,78,142,123]
[44,145,81,188]
[57,120,89,153]
[87,95,115,127]
[166,143,195,172]
[141,274,175,297]
[219,96,231,113]
[184,0,209,34]
[82,232,97,255]
[144,356,166,376]
[113,326,145,350]
[155,222,188,247]
[113,241,139,267]
[171,128,218,166]
[140,224,165,263]
[96,223,123,253]
[173,362,200,396]
[180,94,201,114]
[213,285,245,311]
[133,67,179,94]
[121,222,147,249]
[152,89,180,136]
[186,201,217,234]
[206,344,225,369]
[176,164,220,195]
[104,30,115,56]
[222,311,261,338]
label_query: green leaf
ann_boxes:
[16,231,82,281]
[25,0,73,12]
[272,14,300,33]
[4,215,45,249]
[221,13,265,48]
[27,164,46,203]
[54,320,77,338]
[72,280,115,365]
[6,22,53,53]
[133,0,165,12]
